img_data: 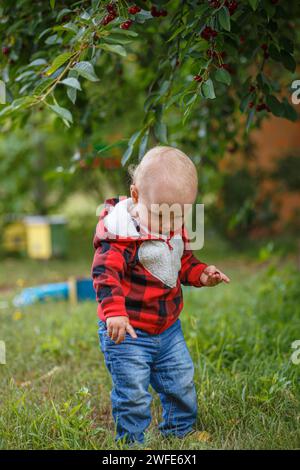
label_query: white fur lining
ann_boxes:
[103,197,185,288]
[138,237,184,288]
[104,197,139,237]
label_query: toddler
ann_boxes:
[91,146,230,444]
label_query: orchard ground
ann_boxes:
[0,227,300,450]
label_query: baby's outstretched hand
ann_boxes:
[106,316,138,344]
[200,265,230,287]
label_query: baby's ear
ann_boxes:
[130,184,139,203]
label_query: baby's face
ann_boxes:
[132,186,195,236]
[137,201,185,235]
[130,162,197,236]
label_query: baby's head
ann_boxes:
[128,146,198,235]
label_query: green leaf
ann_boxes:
[215,68,231,86]
[266,95,284,117]
[269,44,281,62]
[95,140,125,154]
[48,103,73,123]
[280,50,296,73]
[282,99,298,122]
[183,94,197,125]
[46,52,73,76]
[144,92,160,112]
[110,28,138,37]
[28,58,47,67]
[121,145,134,166]
[240,93,253,113]
[98,43,127,57]
[279,36,294,53]
[67,87,77,104]
[218,7,231,32]
[158,80,171,97]
[154,120,168,144]
[32,78,54,96]
[246,108,255,132]
[0,97,35,118]
[165,92,184,111]
[0,80,6,104]
[60,22,79,34]
[61,77,81,90]
[50,0,55,9]
[194,39,210,52]
[57,8,71,21]
[15,70,35,82]
[248,0,259,11]
[256,72,272,94]
[72,61,99,82]
[167,24,186,43]
[134,9,153,23]
[201,79,216,99]
[128,129,143,147]
[138,130,149,160]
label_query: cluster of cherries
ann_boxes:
[150,5,168,17]
[224,0,239,15]
[101,2,118,26]
[101,3,167,30]
[201,26,218,41]
[248,86,270,112]
[209,0,238,15]
[193,60,231,83]
[101,3,141,29]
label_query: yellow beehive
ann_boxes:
[24,216,67,260]
[3,221,27,254]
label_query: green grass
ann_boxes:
[0,235,300,449]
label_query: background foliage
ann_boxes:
[0,0,299,237]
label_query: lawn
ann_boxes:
[0,232,300,450]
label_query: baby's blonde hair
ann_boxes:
[128,146,198,198]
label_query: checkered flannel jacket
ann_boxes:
[91,197,208,334]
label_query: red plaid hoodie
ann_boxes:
[91,196,208,334]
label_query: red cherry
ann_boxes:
[210,0,221,8]
[151,5,160,17]
[101,13,116,25]
[128,5,141,14]
[261,43,268,50]
[2,46,10,55]
[193,75,203,82]
[248,101,254,108]
[220,63,231,73]
[256,103,268,111]
[207,49,217,58]
[106,2,117,14]
[201,26,218,41]
[160,9,168,16]
[225,0,238,15]
[120,19,133,29]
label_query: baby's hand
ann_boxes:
[106,316,137,344]
[200,265,230,287]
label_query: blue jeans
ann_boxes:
[97,318,197,444]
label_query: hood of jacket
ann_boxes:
[93,196,181,249]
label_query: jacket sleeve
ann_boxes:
[91,240,135,319]
[179,225,208,287]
